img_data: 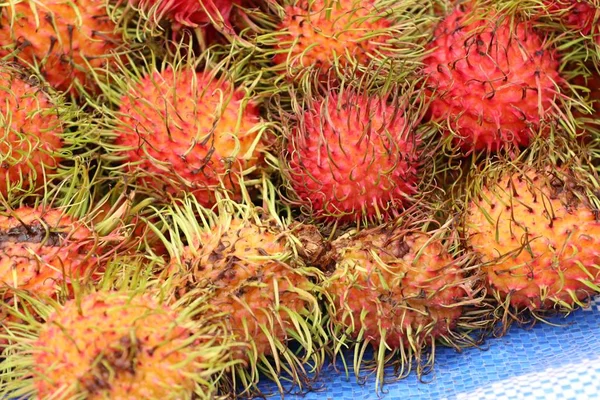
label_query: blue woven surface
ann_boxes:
[259,297,600,399]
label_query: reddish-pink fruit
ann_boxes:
[542,1,599,43]
[423,6,562,152]
[113,66,268,207]
[134,0,240,29]
[283,90,420,224]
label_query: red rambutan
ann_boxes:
[281,88,421,225]
[423,5,562,152]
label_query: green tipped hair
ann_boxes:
[89,40,276,210]
[320,208,487,393]
[0,256,243,400]
[146,176,329,398]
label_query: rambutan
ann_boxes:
[568,67,600,143]
[539,1,599,44]
[422,5,562,152]
[0,63,63,198]
[0,206,101,298]
[272,0,394,79]
[235,0,434,92]
[133,0,241,30]
[0,205,105,350]
[104,60,271,207]
[464,165,600,317]
[320,217,483,388]
[280,87,421,226]
[0,290,234,399]
[156,182,327,396]
[0,0,123,97]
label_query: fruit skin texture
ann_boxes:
[167,217,321,360]
[323,227,467,352]
[273,0,393,79]
[0,0,122,96]
[542,1,599,44]
[423,6,561,152]
[283,90,420,224]
[114,67,268,207]
[465,169,600,310]
[134,0,240,29]
[0,65,63,197]
[32,291,200,400]
[0,207,99,298]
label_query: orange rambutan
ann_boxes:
[104,62,271,207]
[0,289,235,399]
[321,216,483,388]
[464,166,600,315]
[156,184,327,396]
[0,0,123,97]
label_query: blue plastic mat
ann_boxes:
[259,297,600,399]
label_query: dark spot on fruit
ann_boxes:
[80,335,141,394]
[234,286,248,297]
[216,256,239,280]
[207,251,221,263]
[0,222,65,246]
[392,240,410,259]
[15,37,32,50]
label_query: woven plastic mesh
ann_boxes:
[258,296,600,399]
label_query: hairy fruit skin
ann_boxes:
[0,66,63,196]
[465,169,600,310]
[542,1,599,43]
[114,67,268,207]
[167,218,320,360]
[0,0,122,96]
[283,91,420,224]
[423,7,561,152]
[273,0,393,79]
[32,292,200,400]
[0,207,100,298]
[134,0,240,29]
[324,228,468,352]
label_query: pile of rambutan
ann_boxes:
[0,0,599,397]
